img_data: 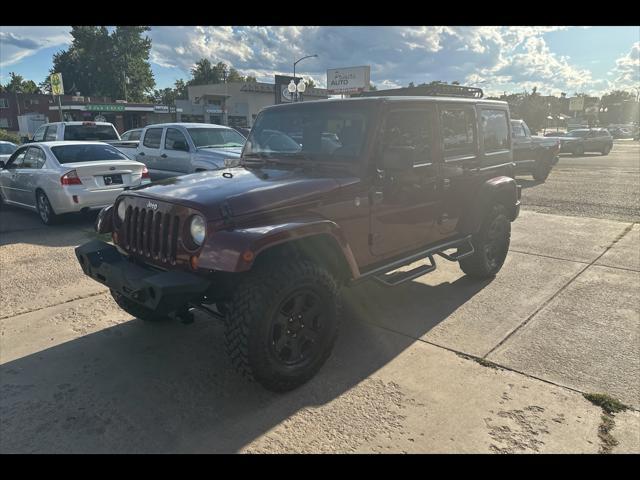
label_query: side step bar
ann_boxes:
[368,235,474,287]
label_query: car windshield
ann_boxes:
[51,144,131,164]
[187,128,246,148]
[567,130,589,137]
[63,124,120,141]
[244,103,371,162]
[0,143,17,155]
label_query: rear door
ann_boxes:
[158,127,192,175]
[369,104,443,257]
[138,127,164,180]
[13,146,46,206]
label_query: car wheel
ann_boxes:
[572,145,584,157]
[36,190,58,225]
[110,290,171,322]
[459,203,511,278]
[225,259,341,392]
[601,145,611,156]
[532,159,551,182]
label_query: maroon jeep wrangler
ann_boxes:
[76,88,520,392]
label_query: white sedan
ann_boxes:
[0,141,151,225]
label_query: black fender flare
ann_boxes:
[458,176,520,234]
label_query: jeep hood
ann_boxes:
[125,167,342,220]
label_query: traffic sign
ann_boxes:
[50,73,64,96]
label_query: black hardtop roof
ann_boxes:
[262,96,508,112]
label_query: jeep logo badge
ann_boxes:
[146,201,158,210]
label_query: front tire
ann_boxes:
[110,290,170,322]
[36,190,58,225]
[572,145,584,157]
[225,259,341,392]
[601,145,611,156]
[459,203,511,278]
[532,159,551,182]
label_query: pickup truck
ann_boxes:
[29,121,139,151]
[510,119,560,181]
[118,123,245,181]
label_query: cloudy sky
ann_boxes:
[1,26,638,97]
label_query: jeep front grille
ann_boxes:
[122,206,180,263]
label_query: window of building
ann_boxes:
[0,117,10,128]
[481,110,509,152]
[440,108,476,156]
[143,128,163,149]
[0,98,9,109]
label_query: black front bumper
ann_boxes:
[75,240,210,312]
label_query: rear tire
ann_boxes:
[224,259,341,392]
[459,203,511,278]
[110,290,170,322]
[36,190,58,225]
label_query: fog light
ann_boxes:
[190,255,199,270]
[242,250,254,262]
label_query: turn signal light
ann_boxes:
[61,170,82,185]
[142,166,150,179]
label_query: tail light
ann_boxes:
[61,169,82,185]
[142,166,150,179]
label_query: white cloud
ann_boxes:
[0,26,71,68]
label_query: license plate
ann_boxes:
[103,174,123,185]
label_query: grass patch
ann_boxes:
[456,353,502,370]
[583,393,629,415]
[597,414,619,454]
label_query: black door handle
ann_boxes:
[138,152,145,156]
[161,154,167,158]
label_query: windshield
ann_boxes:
[0,143,17,155]
[244,103,371,162]
[187,128,246,148]
[63,124,119,141]
[51,144,131,164]
[567,130,589,137]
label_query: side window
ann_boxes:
[6,149,27,169]
[522,122,531,137]
[33,125,46,142]
[164,128,189,151]
[440,108,476,156]
[22,147,45,169]
[130,130,141,141]
[382,109,432,164]
[44,125,58,141]
[481,110,510,152]
[511,124,526,138]
[143,128,163,149]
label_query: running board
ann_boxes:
[436,238,475,261]
[374,255,436,287]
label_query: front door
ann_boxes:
[0,147,28,203]
[138,127,164,180]
[13,146,46,206]
[369,105,443,258]
[511,122,532,164]
[159,128,192,175]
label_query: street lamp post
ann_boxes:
[293,54,318,83]
[292,54,318,101]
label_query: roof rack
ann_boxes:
[420,84,484,98]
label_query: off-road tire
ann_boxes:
[601,145,611,156]
[110,289,170,322]
[572,145,584,157]
[459,203,511,278]
[532,159,551,182]
[36,190,58,225]
[224,259,342,392]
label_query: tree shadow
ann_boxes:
[0,272,492,453]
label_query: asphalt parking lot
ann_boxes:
[1,140,638,453]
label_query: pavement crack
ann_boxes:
[0,290,108,320]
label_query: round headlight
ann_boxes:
[117,200,127,222]
[189,215,206,247]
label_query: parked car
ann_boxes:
[76,90,521,392]
[0,141,18,163]
[131,123,245,180]
[0,141,150,225]
[120,128,143,141]
[558,128,613,156]
[510,119,560,181]
[31,121,121,142]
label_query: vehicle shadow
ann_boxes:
[0,204,98,247]
[0,273,492,453]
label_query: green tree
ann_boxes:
[4,72,41,94]
[303,77,316,89]
[189,59,221,85]
[245,75,257,83]
[111,26,156,101]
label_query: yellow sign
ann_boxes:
[50,73,64,96]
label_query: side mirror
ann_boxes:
[381,146,415,171]
[174,140,189,152]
